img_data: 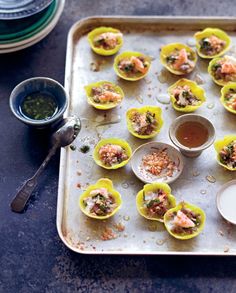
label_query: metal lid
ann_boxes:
[0,0,53,19]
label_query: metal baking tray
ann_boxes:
[57,16,236,255]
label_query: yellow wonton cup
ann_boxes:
[164,202,206,240]
[93,138,132,169]
[84,81,124,110]
[208,57,224,86]
[79,178,122,219]
[168,78,206,112]
[113,51,151,81]
[160,43,197,75]
[214,135,236,171]
[126,106,163,139]
[87,27,123,56]
[220,83,236,114]
[208,56,236,86]
[136,182,176,222]
[194,28,231,59]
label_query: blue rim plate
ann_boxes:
[0,0,53,20]
[0,0,64,52]
[0,0,57,45]
[0,1,56,40]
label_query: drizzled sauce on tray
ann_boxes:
[176,121,209,148]
[20,91,58,120]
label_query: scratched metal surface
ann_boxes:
[57,17,236,255]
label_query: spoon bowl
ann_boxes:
[52,116,81,147]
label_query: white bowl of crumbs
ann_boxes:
[131,142,184,184]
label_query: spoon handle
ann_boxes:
[10,145,58,213]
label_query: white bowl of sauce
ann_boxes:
[216,180,236,225]
[169,114,215,157]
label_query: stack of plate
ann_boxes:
[0,0,65,53]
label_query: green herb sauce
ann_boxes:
[20,92,58,120]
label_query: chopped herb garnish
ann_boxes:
[124,64,133,72]
[146,111,155,124]
[166,55,177,64]
[182,90,190,98]
[70,145,76,151]
[146,199,160,208]
[99,205,108,212]
[80,145,90,153]
[200,38,211,50]
[212,63,221,71]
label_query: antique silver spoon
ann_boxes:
[10,116,81,213]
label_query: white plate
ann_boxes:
[131,141,184,184]
[0,0,64,51]
[216,179,236,225]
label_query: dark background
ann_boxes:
[0,0,236,292]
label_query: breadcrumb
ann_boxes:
[114,222,125,232]
[101,227,118,241]
[142,148,177,177]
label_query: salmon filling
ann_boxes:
[93,32,122,50]
[219,140,236,168]
[143,189,170,218]
[91,83,122,104]
[171,85,200,107]
[118,56,149,76]
[99,144,128,166]
[166,48,195,73]
[83,188,117,216]
[130,111,157,135]
[142,148,177,177]
[169,208,201,235]
[200,35,226,56]
[211,56,236,82]
[224,88,236,111]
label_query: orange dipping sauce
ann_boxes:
[176,121,209,148]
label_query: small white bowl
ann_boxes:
[169,114,215,157]
[131,142,184,184]
[216,179,236,225]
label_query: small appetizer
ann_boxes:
[208,55,236,86]
[194,28,230,59]
[168,78,206,112]
[84,81,124,110]
[136,182,176,222]
[220,83,236,114]
[113,51,151,81]
[214,135,236,171]
[87,27,123,56]
[160,43,197,75]
[126,106,163,139]
[164,202,206,240]
[93,138,132,169]
[79,178,122,219]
